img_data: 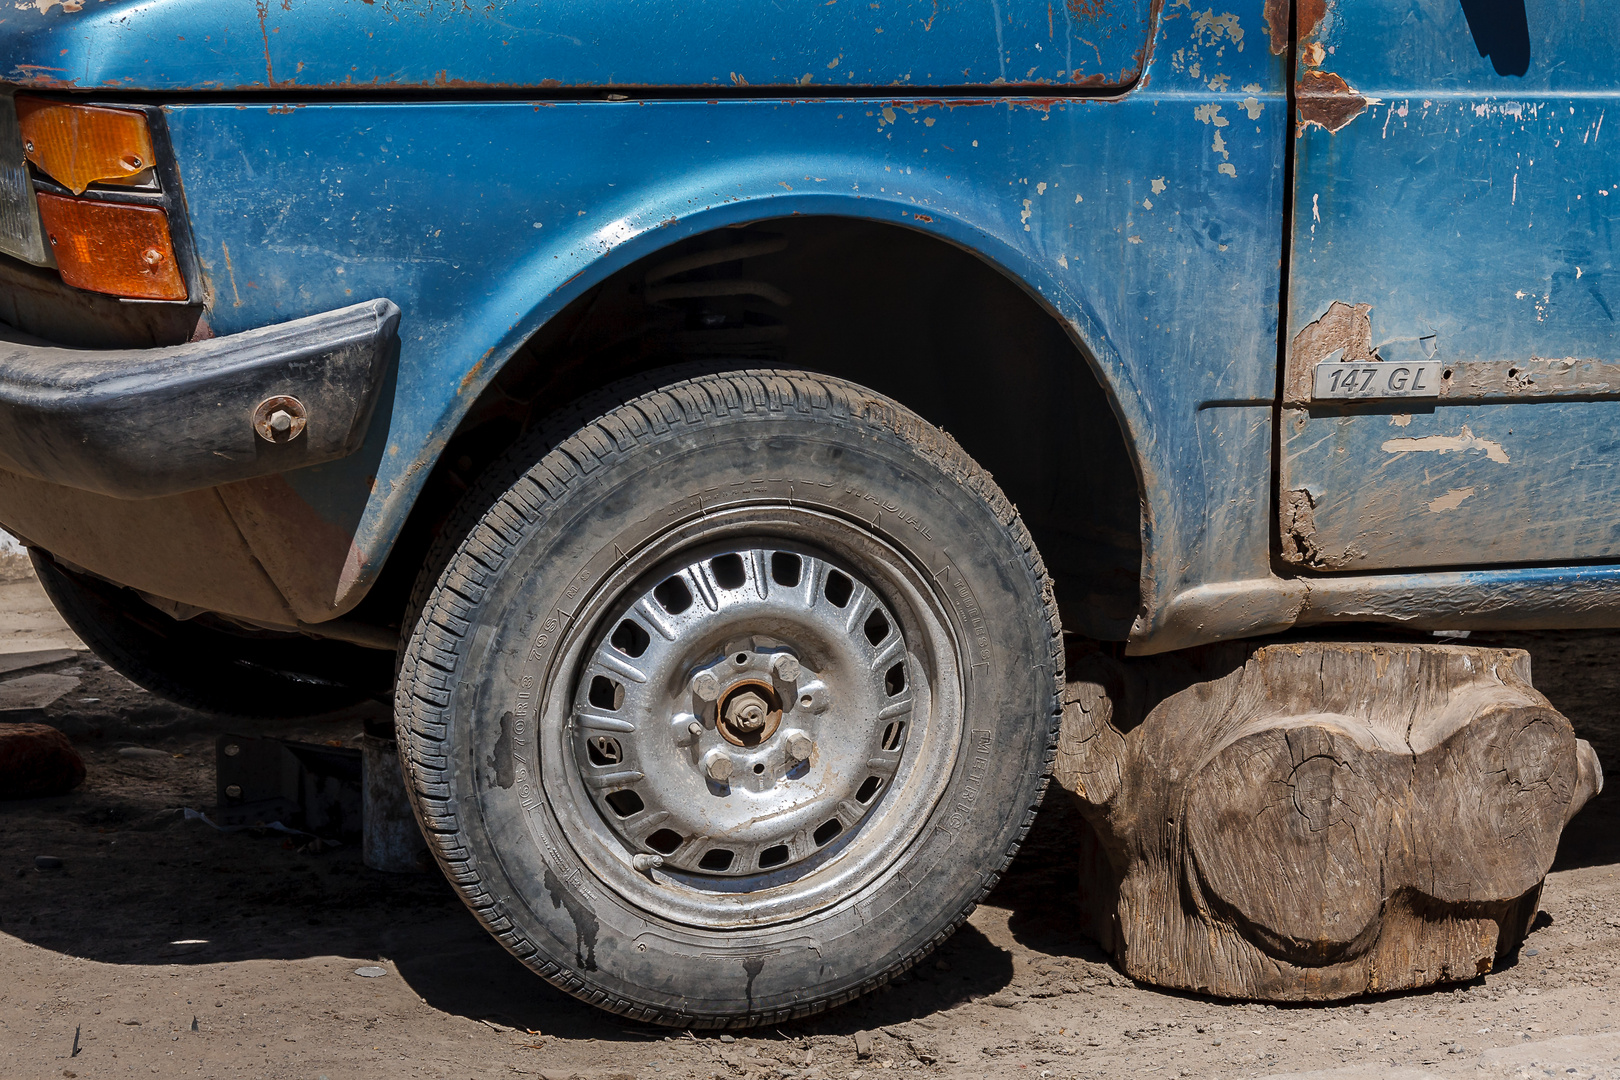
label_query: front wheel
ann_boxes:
[397,370,1061,1026]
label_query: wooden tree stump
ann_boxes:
[1054,642,1603,1001]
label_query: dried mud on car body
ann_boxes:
[0,558,1619,1079]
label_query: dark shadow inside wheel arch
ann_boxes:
[355,217,1143,643]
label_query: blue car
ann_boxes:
[0,0,1607,1025]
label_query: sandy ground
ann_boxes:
[3,556,1620,1080]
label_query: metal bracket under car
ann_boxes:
[0,298,398,499]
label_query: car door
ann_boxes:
[1279,0,1620,572]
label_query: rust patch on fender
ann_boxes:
[1263,0,1289,54]
[1297,0,1330,42]
[1297,69,1369,135]
[458,350,492,396]
[1284,300,1374,403]
[1264,0,1332,58]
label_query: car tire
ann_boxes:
[396,369,1062,1026]
[31,550,391,719]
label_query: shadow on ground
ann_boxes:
[1,629,1617,1037]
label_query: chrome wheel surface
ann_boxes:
[541,508,964,929]
[571,543,914,877]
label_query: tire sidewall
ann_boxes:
[411,378,1058,1023]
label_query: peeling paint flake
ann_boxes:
[1426,487,1477,513]
[1381,426,1510,465]
[1192,9,1244,51]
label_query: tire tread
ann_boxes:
[396,369,1063,1028]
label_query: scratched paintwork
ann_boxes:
[24,1,1620,654]
[1283,0,1620,574]
[0,0,1155,92]
[143,0,1287,629]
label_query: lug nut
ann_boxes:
[687,720,703,737]
[631,853,663,873]
[772,654,802,682]
[691,671,721,701]
[788,735,813,762]
[706,755,734,783]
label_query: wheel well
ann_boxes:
[359,217,1142,641]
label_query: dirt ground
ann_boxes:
[3,556,1620,1080]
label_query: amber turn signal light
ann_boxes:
[15,97,155,195]
[35,193,187,301]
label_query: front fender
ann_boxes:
[161,89,1283,625]
[147,3,1286,627]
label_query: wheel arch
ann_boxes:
[363,198,1153,642]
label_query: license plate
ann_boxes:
[1313,360,1442,400]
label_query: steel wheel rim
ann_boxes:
[531,506,965,930]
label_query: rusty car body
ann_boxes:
[0,0,1607,1026]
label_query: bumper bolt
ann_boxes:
[252,394,308,443]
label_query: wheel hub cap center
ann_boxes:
[717,682,781,745]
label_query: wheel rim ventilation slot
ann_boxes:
[611,619,650,658]
[698,849,735,871]
[710,553,747,589]
[605,789,644,817]
[823,569,853,608]
[588,675,624,711]
[864,609,891,646]
[770,552,802,586]
[653,576,693,614]
[587,736,623,766]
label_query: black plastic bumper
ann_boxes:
[0,298,399,499]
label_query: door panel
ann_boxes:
[1281,0,1620,571]
[0,0,1156,93]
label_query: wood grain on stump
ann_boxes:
[1055,642,1602,1001]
